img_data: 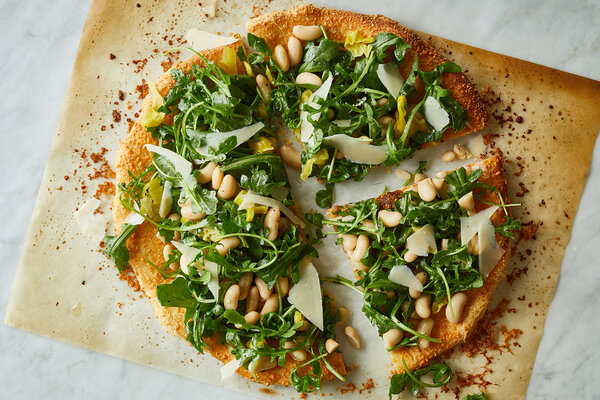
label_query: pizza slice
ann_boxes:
[108,38,346,391]
[325,154,517,382]
[245,5,488,190]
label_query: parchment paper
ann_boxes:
[6,0,600,399]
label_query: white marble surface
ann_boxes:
[1,0,599,398]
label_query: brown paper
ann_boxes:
[6,0,600,399]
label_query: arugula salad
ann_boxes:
[323,165,519,397]
[242,28,468,205]
[104,49,345,393]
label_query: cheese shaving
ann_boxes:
[300,75,334,146]
[238,191,304,228]
[171,241,219,299]
[377,62,404,99]
[74,197,109,242]
[460,206,499,245]
[195,122,264,155]
[322,134,387,164]
[287,258,324,331]
[388,265,423,292]
[220,357,242,380]
[145,144,195,188]
[478,219,505,278]
[186,29,237,52]
[406,224,437,257]
[423,96,450,131]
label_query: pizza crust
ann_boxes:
[331,154,511,373]
[247,4,489,143]
[112,38,345,387]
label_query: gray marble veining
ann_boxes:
[1,0,598,398]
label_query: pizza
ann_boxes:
[105,4,518,398]
[327,154,514,388]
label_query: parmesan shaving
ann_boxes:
[478,219,505,278]
[388,265,423,292]
[460,206,499,245]
[171,241,219,299]
[300,75,334,146]
[220,357,242,380]
[145,144,195,187]
[74,197,109,242]
[287,258,324,331]
[406,224,437,257]
[238,191,304,228]
[186,29,237,52]
[195,122,264,155]
[322,134,387,164]
[376,62,404,99]
[423,96,450,132]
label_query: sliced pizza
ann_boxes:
[108,38,346,391]
[245,5,489,189]
[326,154,517,377]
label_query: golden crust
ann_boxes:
[112,38,345,386]
[331,154,511,373]
[247,4,489,142]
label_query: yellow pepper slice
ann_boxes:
[139,82,165,128]
[249,136,277,154]
[344,30,375,58]
[216,46,237,75]
[300,148,329,181]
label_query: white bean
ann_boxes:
[224,284,241,310]
[291,349,307,362]
[260,293,279,315]
[217,174,237,200]
[378,209,402,228]
[249,356,277,373]
[441,150,456,162]
[292,25,322,41]
[344,326,361,349]
[238,272,253,301]
[382,329,403,348]
[431,177,445,191]
[446,292,468,324]
[273,44,290,72]
[198,161,218,184]
[255,276,272,300]
[211,166,224,190]
[458,191,475,210]
[256,74,271,101]
[325,339,339,354]
[216,237,240,256]
[409,272,428,299]
[276,276,290,297]
[417,178,438,201]
[245,286,259,313]
[376,97,389,107]
[244,311,260,325]
[415,293,432,319]
[264,207,281,241]
[414,173,426,183]
[296,72,322,87]
[287,36,303,67]
[453,144,469,160]
[341,234,358,251]
[352,235,370,261]
[180,199,205,221]
[417,318,435,349]
[280,145,302,170]
[403,250,418,263]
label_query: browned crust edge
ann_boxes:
[112,38,345,386]
[246,4,489,141]
[330,154,511,373]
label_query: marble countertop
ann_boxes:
[1,0,598,398]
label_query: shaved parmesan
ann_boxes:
[389,265,423,292]
[478,219,505,278]
[171,241,219,299]
[158,180,172,218]
[460,206,499,245]
[186,29,237,52]
[220,357,242,380]
[123,212,144,226]
[300,75,333,146]
[332,119,351,128]
[288,259,324,331]
[145,144,195,187]
[406,224,437,257]
[195,122,264,155]
[423,96,450,132]
[74,197,109,242]
[377,62,404,98]
[238,191,304,228]
[467,134,487,158]
[323,134,387,164]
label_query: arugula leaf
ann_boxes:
[103,224,137,272]
[299,39,343,73]
[371,32,410,63]
[315,183,334,208]
[463,393,487,400]
[157,277,199,309]
[389,362,452,398]
[495,216,521,238]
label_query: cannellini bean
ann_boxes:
[341,234,358,251]
[255,276,272,300]
[276,276,290,297]
[414,173,426,183]
[435,170,449,179]
[224,284,241,310]
[198,161,218,184]
[292,25,322,41]
[417,178,438,201]
[217,174,237,200]
[352,235,370,261]
[249,356,277,373]
[180,199,205,221]
[376,97,389,107]
[336,307,348,326]
[264,207,281,241]
[238,272,253,301]
[211,166,224,190]
[382,329,403,348]
[295,71,322,87]
[446,292,468,324]
[415,293,432,319]
[325,339,339,354]
[396,169,411,182]
[441,150,456,162]
[417,318,435,349]
[283,340,295,350]
[458,191,475,210]
[280,145,302,170]
[163,244,175,262]
[260,293,279,315]
[291,349,307,362]
[431,177,445,191]
[377,115,396,127]
[216,237,240,256]
[245,286,260,313]
[453,144,469,160]
[273,44,290,72]
[344,326,361,349]
[362,219,375,229]
[287,36,303,67]
[244,311,260,325]
[378,209,402,227]
[256,74,271,101]
[403,250,418,263]
[401,300,419,319]
[409,272,428,299]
